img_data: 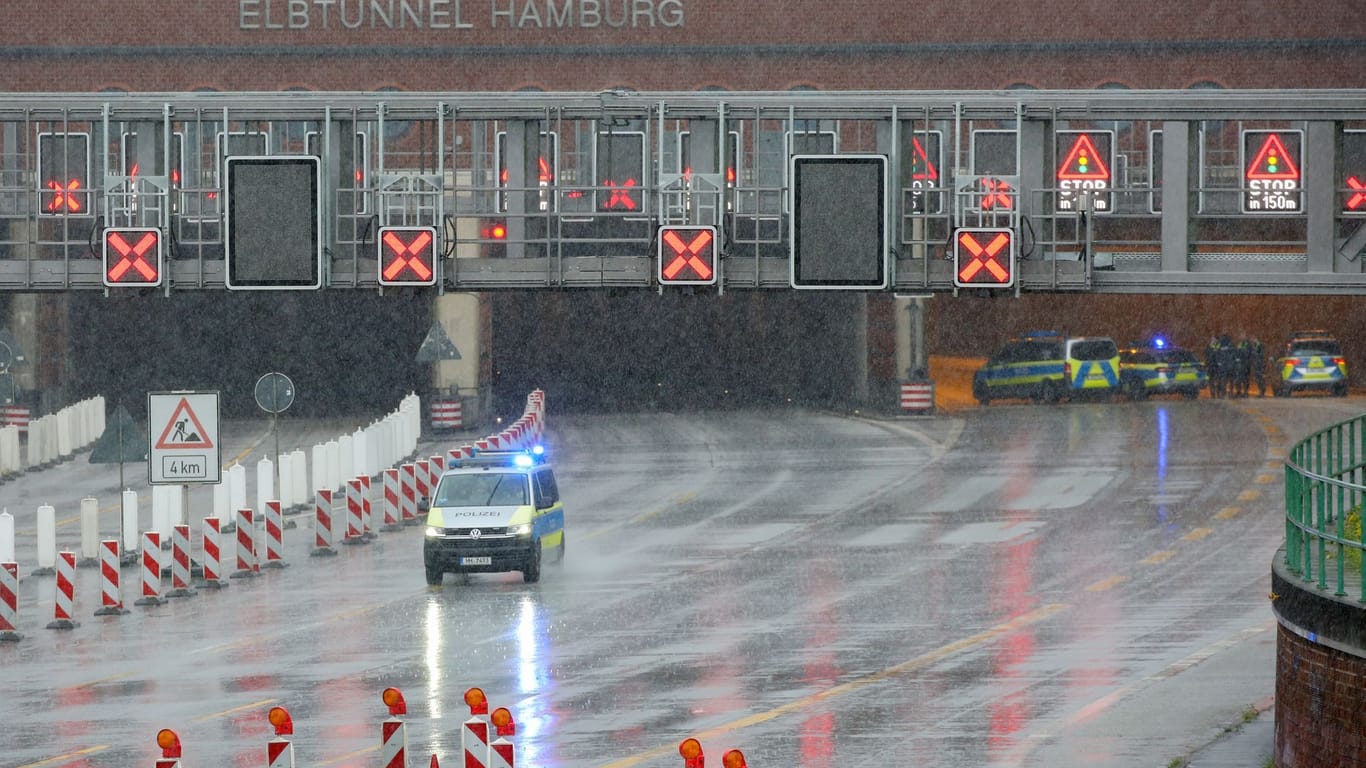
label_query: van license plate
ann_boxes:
[460,557,492,566]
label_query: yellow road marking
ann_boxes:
[190,602,390,656]
[580,492,695,541]
[191,697,277,724]
[1238,489,1260,502]
[1085,575,1128,592]
[1268,448,1286,459]
[1140,550,1177,565]
[17,746,109,768]
[1215,506,1241,520]
[597,603,1070,768]
[1255,473,1275,484]
[1182,527,1213,542]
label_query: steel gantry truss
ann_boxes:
[2,88,1366,294]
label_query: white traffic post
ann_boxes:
[34,504,56,576]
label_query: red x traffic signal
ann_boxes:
[953,227,1015,288]
[378,226,438,286]
[658,225,718,286]
[102,227,163,287]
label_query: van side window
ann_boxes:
[535,470,559,508]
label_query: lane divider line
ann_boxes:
[191,697,278,724]
[17,745,109,768]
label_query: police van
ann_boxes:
[423,448,565,585]
[973,331,1121,403]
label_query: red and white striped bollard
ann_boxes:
[414,459,430,514]
[267,705,295,768]
[380,687,409,768]
[0,562,20,641]
[489,707,515,768]
[165,524,197,598]
[400,463,418,525]
[200,517,228,589]
[231,509,259,578]
[381,469,402,532]
[94,539,128,616]
[461,687,491,768]
[135,532,166,605]
[360,476,376,540]
[45,550,78,629]
[311,489,337,556]
[343,479,367,545]
[263,500,287,568]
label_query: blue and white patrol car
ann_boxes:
[1274,333,1348,397]
[1118,338,1207,400]
[423,448,565,585]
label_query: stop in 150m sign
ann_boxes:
[1242,130,1302,213]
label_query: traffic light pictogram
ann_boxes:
[102,228,163,287]
[378,226,438,286]
[38,132,91,216]
[953,227,1015,288]
[658,225,718,286]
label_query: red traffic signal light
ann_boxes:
[378,226,437,286]
[658,225,718,286]
[102,228,163,287]
[953,227,1015,288]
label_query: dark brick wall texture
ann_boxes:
[1277,625,1366,767]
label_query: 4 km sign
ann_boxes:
[148,391,220,485]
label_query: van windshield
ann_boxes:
[1072,340,1118,360]
[434,473,528,507]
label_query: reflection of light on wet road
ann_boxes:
[424,596,446,722]
[513,594,548,768]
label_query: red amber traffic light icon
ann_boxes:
[378,226,437,286]
[954,227,1015,288]
[658,225,718,286]
[102,228,162,287]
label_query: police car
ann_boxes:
[1063,336,1122,399]
[1118,338,1207,400]
[423,447,565,585]
[972,331,1068,404]
[1274,332,1348,397]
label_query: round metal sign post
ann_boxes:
[254,372,296,497]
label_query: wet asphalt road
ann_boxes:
[1,396,1358,768]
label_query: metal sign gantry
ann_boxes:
[2,89,1365,294]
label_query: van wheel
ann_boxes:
[1125,377,1147,401]
[425,563,444,586]
[973,380,991,405]
[554,532,566,564]
[1333,382,1348,397]
[523,541,542,583]
[1042,380,1065,404]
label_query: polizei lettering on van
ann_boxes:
[239,0,686,30]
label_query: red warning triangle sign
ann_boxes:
[1246,133,1300,180]
[1057,134,1110,181]
[155,397,214,450]
[910,136,939,180]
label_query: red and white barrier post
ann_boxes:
[94,539,128,616]
[461,687,492,768]
[400,463,418,525]
[414,459,430,515]
[312,489,337,556]
[231,509,259,578]
[489,707,516,768]
[0,561,20,641]
[343,479,367,545]
[135,532,165,606]
[200,517,228,589]
[45,551,79,629]
[381,469,403,532]
[263,500,287,568]
[429,455,444,494]
[166,524,197,598]
[360,475,376,540]
[156,728,182,768]
[380,687,409,768]
[267,706,295,768]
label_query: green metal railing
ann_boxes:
[1286,414,1366,601]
